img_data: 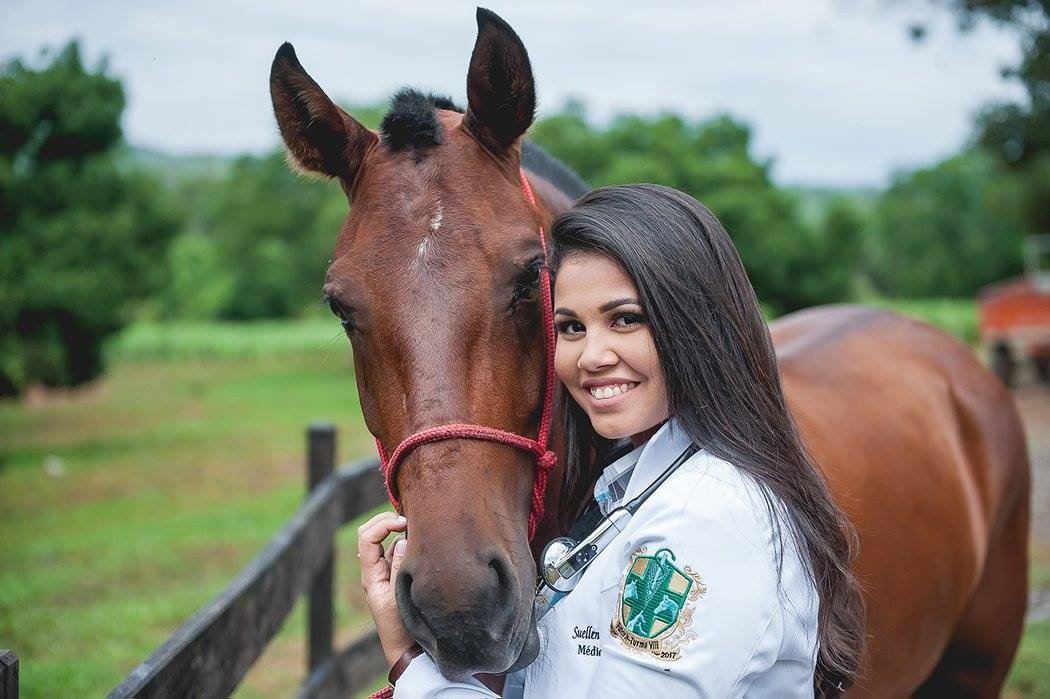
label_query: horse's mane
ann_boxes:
[521,140,589,201]
[380,88,590,200]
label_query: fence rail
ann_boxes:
[106,423,390,698]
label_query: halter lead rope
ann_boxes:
[373,168,558,541]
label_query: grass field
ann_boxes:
[0,342,384,697]
[107,318,344,362]
[1011,620,1050,698]
[1,302,1045,697]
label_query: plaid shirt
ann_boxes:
[592,446,642,516]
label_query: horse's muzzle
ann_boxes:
[395,547,535,680]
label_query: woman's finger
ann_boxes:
[389,537,408,581]
[356,511,403,542]
[358,513,407,587]
[358,513,406,556]
[384,534,405,566]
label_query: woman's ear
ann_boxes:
[462,8,536,155]
[269,42,377,182]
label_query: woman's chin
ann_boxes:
[591,418,633,441]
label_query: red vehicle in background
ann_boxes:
[979,234,1050,386]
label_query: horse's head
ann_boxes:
[270,9,566,680]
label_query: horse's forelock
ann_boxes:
[380,88,464,153]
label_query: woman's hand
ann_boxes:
[357,511,416,665]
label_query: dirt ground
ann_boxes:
[1013,374,1050,621]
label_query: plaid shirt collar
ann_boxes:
[592,446,641,515]
[591,419,695,516]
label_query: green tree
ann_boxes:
[799,197,864,304]
[158,152,344,320]
[917,0,1049,233]
[0,42,179,394]
[158,103,385,321]
[866,150,1025,296]
[532,106,841,312]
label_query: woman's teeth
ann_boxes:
[588,383,638,400]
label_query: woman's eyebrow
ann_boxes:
[599,297,640,313]
[553,307,578,317]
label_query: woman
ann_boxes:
[358,184,864,697]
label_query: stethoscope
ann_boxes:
[534,442,700,618]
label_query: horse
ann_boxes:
[269,9,1030,695]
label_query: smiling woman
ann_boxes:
[541,184,863,697]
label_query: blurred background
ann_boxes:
[0,0,1047,696]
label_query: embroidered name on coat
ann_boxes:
[610,547,706,660]
[573,625,601,656]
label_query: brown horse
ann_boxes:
[269,9,1030,695]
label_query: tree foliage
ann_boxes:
[926,0,1050,232]
[157,153,346,320]
[155,107,390,321]
[866,150,1026,296]
[531,105,852,312]
[0,42,179,394]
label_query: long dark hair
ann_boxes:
[548,184,864,696]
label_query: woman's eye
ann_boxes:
[555,320,585,336]
[613,312,644,328]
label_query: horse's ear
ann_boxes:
[463,8,536,154]
[270,43,377,181]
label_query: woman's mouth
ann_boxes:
[584,381,639,409]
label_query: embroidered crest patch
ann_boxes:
[610,547,706,660]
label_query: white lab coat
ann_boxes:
[396,418,819,698]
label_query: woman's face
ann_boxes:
[553,251,669,443]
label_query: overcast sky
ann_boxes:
[1,0,1026,187]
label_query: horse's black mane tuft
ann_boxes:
[427,94,464,113]
[379,87,589,198]
[380,88,462,152]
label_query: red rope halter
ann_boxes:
[374,168,558,541]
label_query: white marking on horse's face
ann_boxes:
[411,202,443,270]
[429,204,444,232]
[412,237,431,270]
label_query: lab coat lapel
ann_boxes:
[621,418,695,504]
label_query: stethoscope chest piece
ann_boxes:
[540,536,585,592]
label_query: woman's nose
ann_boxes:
[578,334,617,371]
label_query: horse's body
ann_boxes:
[270,9,1029,695]
[772,305,1029,695]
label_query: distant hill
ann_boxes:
[115,144,883,227]
[115,144,234,184]
[785,185,879,227]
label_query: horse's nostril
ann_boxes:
[395,568,419,624]
[488,554,513,606]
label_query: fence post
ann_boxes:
[0,650,17,699]
[307,423,336,675]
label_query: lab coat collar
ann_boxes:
[597,417,696,507]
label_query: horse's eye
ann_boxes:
[326,295,355,330]
[508,256,544,314]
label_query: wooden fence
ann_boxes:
[0,651,17,699]
[99,423,391,698]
